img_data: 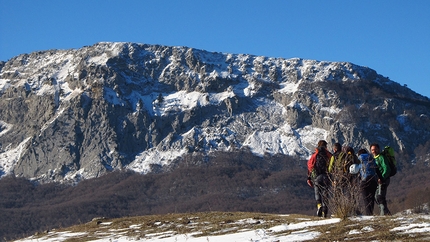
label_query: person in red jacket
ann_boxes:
[307,140,332,217]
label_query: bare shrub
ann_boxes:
[326,170,361,220]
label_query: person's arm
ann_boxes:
[307,153,316,177]
[325,149,333,169]
[328,156,335,173]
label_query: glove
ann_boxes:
[307,177,313,188]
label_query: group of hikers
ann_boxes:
[307,140,394,218]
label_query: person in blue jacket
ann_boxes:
[357,149,378,215]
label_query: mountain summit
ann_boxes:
[0,42,429,183]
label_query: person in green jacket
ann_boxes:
[370,143,391,215]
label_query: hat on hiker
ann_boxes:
[317,140,327,148]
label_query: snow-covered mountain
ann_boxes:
[0,42,429,183]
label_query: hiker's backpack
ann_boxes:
[341,146,360,175]
[358,153,377,181]
[381,146,397,177]
[314,147,329,176]
[331,151,344,174]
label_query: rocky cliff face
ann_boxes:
[0,42,429,183]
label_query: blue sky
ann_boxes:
[1,0,429,98]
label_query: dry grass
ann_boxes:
[21,211,430,242]
[25,212,315,241]
[315,216,407,241]
[61,212,310,240]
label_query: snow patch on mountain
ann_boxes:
[0,79,11,92]
[128,148,187,173]
[279,82,300,94]
[152,90,235,117]
[0,137,31,175]
[0,120,13,137]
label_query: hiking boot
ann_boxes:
[316,203,323,217]
[379,204,392,216]
[322,206,328,218]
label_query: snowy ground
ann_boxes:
[14,211,430,242]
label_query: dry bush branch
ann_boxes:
[325,170,361,220]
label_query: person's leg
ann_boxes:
[314,185,323,216]
[314,178,322,203]
[369,179,378,215]
[376,178,391,215]
[363,179,378,215]
[321,175,330,217]
[313,176,322,216]
[314,175,328,217]
[361,182,372,215]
